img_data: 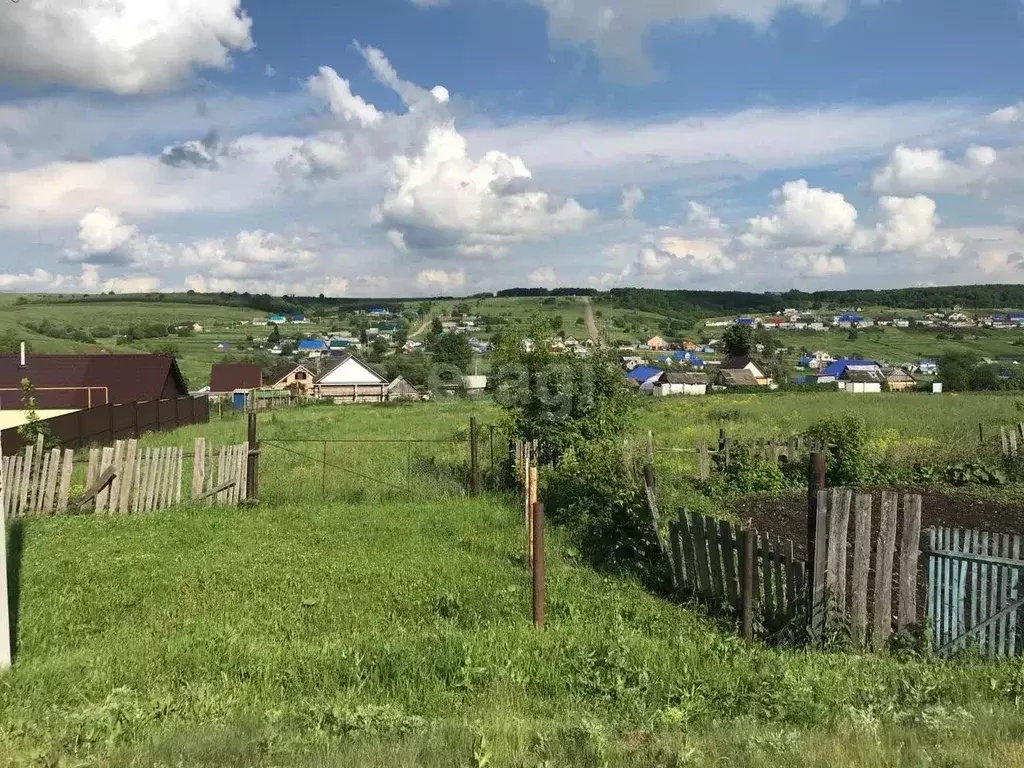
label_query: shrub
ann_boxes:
[711,441,788,495]
[804,416,871,486]
[541,441,666,588]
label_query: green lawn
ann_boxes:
[5,495,1024,766]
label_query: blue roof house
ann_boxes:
[370,306,389,316]
[837,312,863,325]
[798,354,815,368]
[291,314,308,323]
[1011,313,1024,324]
[269,314,286,324]
[297,339,328,354]
[735,317,756,326]
[626,365,662,384]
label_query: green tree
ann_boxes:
[17,378,55,449]
[430,317,443,336]
[938,352,979,392]
[722,324,754,358]
[267,324,281,344]
[490,320,635,462]
[429,332,473,372]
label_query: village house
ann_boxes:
[268,314,287,324]
[715,368,759,388]
[315,355,387,403]
[297,339,328,358]
[839,367,885,393]
[652,371,709,396]
[271,364,316,397]
[645,335,668,351]
[720,357,771,386]
[882,367,916,392]
[209,363,263,397]
[386,376,426,401]
[0,349,190,428]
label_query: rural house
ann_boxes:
[645,335,667,351]
[716,368,759,388]
[315,355,387,403]
[882,367,916,392]
[386,376,426,401]
[0,351,189,427]
[297,339,328,358]
[721,357,770,385]
[272,364,316,396]
[209,363,263,395]
[816,359,880,385]
[839,367,885,394]
[653,371,709,396]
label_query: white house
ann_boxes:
[653,372,709,396]
[315,355,386,403]
[838,367,885,394]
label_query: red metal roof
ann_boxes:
[0,353,188,410]
[210,363,263,392]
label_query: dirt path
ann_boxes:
[409,315,434,340]
[583,297,601,345]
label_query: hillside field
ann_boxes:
[5,393,1024,764]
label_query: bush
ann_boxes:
[710,441,788,495]
[541,441,666,588]
[804,416,872,486]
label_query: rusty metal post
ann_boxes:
[532,501,545,628]
[469,416,480,496]
[246,412,258,500]
[742,527,755,643]
[807,451,826,580]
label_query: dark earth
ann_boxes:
[730,486,1024,561]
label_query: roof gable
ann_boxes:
[210,363,263,391]
[318,356,385,385]
[273,365,315,386]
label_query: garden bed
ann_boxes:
[729,486,1024,561]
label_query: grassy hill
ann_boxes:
[3,398,1024,764]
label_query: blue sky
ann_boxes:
[0,0,1022,296]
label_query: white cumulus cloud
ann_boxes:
[851,195,962,259]
[415,268,466,292]
[528,266,557,285]
[740,179,858,248]
[618,186,645,217]
[787,253,848,277]
[0,0,253,94]
[871,144,998,195]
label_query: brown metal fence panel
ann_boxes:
[0,396,210,451]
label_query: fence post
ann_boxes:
[246,412,258,501]
[532,501,545,628]
[107,402,115,445]
[489,425,495,491]
[807,451,826,582]
[469,416,480,496]
[133,401,140,439]
[741,527,755,643]
[0,431,9,670]
[718,428,727,467]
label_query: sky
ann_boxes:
[0,1,1023,297]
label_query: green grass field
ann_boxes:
[3,394,1024,763]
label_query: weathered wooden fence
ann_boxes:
[997,424,1024,457]
[670,489,923,649]
[926,527,1024,658]
[1,435,75,516]
[653,432,831,481]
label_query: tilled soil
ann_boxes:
[730,486,1024,561]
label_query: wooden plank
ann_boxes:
[56,449,74,515]
[760,532,775,622]
[175,447,183,505]
[116,440,136,513]
[677,509,698,595]
[872,490,898,651]
[1001,426,1010,456]
[979,530,991,656]
[108,440,125,514]
[1012,430,1020,457]
[192,438,206,500]
[897,494,923,632]
[669,521,684,593]
[1011,535,1021,658]
[689,512,713,600]
[697,440,710,482]
[42,448,60,514]
[86,448,99,492]
[784,539,797,621]
[143,447,158,512]
[79,465,116,506]
[9,456,21,518]
[29,433,43,510]
[927,528,938,649]
[215,446,226,505]
[772,535,786,621]
[826,489,851,613]
[20,444,34,514]
[851,494,872,648]
[787,435,797,462]
[157,447,171,509]
[96,446,114,513]
[998,534,1011,658]
[988,530,1000,657]
[194,478,237,501]
[956,529,970,650]
[131,448,146,514]
[0,456,9,518]
[810,489,829,642]
[720,520,739,610]
[705,513,725,604]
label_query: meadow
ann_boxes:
[3,393,1024,763]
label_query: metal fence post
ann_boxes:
[469,416,480,496]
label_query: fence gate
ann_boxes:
[927,527,1024,658]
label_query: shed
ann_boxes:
[716,369,759,388]
[210,363,263,394]
[839,367,884,393]
[655,372,708,396]
[315,355,386,403]
[386,376,426,401]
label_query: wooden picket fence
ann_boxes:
[810,489,922,649]
[85,438,250,513]
[926,526,1024,659]
[2,435,75,517]
[670,489,923,649]
[998,424,1024,457]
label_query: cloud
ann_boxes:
[468,102,970,196]
[787,253,847,277]
[160,130,224,169]
[851,195,962,259]
[415,268,466,291]
[0,264,160,293]
[740,179,857,248]
[686,201,724,231]
[519,0,856,81]
[989,102,1024,126]
[618,186,645,217]
[871,144,998,195]
[528,266,557,285]
[0,0,253,94]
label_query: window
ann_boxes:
[295,371,307,380]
